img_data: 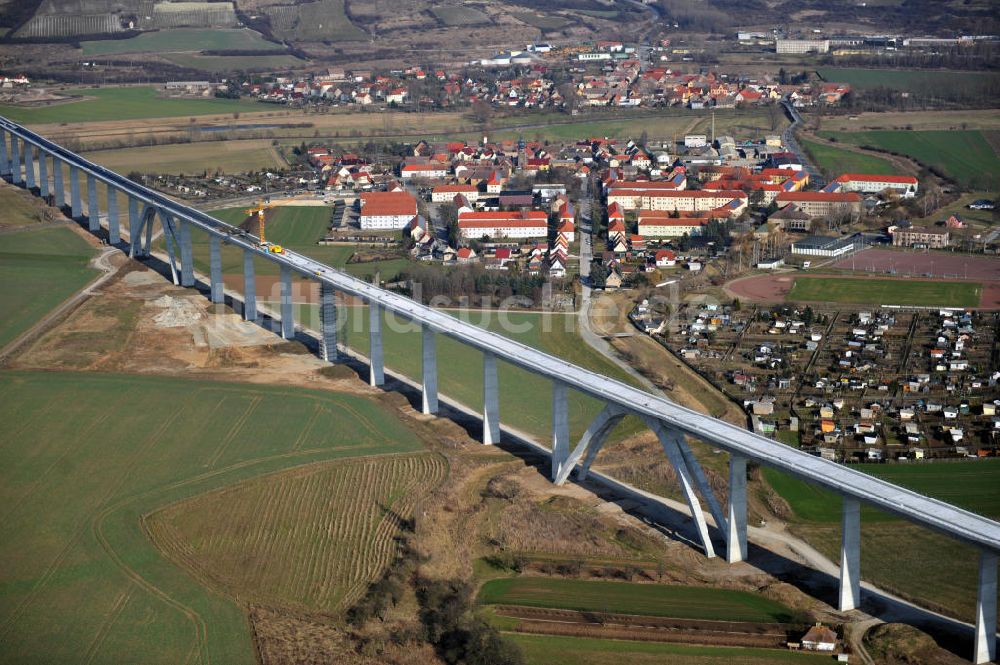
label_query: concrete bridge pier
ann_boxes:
[318,283,338,361]
[975,549,997,664]
[143,208,154,258]
[279,265,294,339]
[127,197,140,256]
[0,129,9,177]
[727,454,748,564]
[421,324,438,415]
[551,380,570,480]
[38,149,49,200]
[482,351,500,445]
[87,174,100,232]
[839,496,861,611]
[10,136,21,185]
[646,419,716,558]
[106,185,119,244]
[23,142,35,190]
[242,249,257,321]
[69,165,82,219]
[178,221,194,287]
[52,156,64,208]
[208,235,223,303]
[368,302,384,386]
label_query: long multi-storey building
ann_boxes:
[891,225,950,248]
[827,173,919,198]
[358,191,418,230]
[637,211,710,237]
[775,191,862,220]
[631,190,748,215]
[458,209,549,239]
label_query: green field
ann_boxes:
[478,578,800,623]
[0,185,46,228]
[186,205,642,442]
[80,28,284,56]
[510,634,831,665]
[194,206,408,279]
[788,276,981,307]
[432,5,491,25]
[270,0,366,41]
[162,53,306,73]
[765,460,1000,622]
[315,305,644,444]
[817,67,1000,93]
[0,370,426,664]
[817,129,1000,190]
[798,136,896,176]
[0,87,255,125]
[512,11,572,30]
[0,226,98,348]
[83,139,284,176]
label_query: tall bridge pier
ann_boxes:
[1,120,997,664]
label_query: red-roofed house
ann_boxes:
[654,249,677,267]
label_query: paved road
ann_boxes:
[780,100,826,189]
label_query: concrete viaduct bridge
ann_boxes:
[1,117,997,663]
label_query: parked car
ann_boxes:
[968,199,995,210]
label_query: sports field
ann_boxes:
[816,67,1000,93]
[0,370,429,664]
[0,87,254,125]
[817,130,999,190]
[787,276,981,307]
[798,136,895,176]
[478,578,799,623]
[80,28,283,56]
[765,460,1000,622]
[510,634,831,665]
[0,226,98,348]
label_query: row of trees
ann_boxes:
[347,536,524,665]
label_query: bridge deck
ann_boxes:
[4,116,998,554]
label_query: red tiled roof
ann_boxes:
[359,191,417,216]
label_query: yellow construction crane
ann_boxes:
[244,201,283,253]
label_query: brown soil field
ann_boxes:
[499,605,793,649]
[830,248,1000,282]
